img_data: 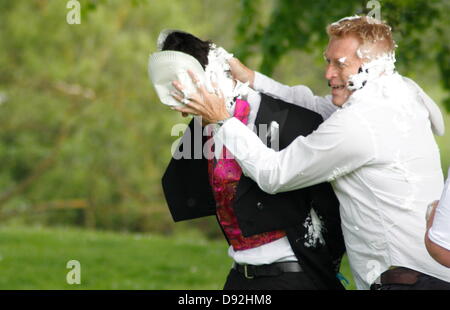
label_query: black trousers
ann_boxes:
[223,268,317,290]
[372,273,450,290]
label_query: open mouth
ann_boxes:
[331,85,345,90]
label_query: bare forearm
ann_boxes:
[425,230,450,268]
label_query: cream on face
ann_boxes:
[324,35,397,106]
[347,50,396,91]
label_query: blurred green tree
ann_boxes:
[0,0,240,236]
[0,0,448,236]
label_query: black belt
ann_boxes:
[370,267,423,290]
[233,262,303,279]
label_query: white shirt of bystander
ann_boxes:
[428,168,450,251]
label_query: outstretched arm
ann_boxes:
[228,58,338,120]
[213,110,375,194]
[171,70,374,194]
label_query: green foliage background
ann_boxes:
[0,0,449,239]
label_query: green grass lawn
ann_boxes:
[0,225,355,290]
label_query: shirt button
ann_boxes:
[354,226,360,231]
[256,202,264,210]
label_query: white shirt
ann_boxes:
[429,168,450,250]
[226,88,298,265]
[215,71,450,289]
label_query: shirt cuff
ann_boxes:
[253,71,268,93]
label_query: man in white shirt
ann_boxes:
[172,16,450,290]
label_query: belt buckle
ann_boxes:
[244,264,255,279]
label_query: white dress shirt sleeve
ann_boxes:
[253,72,338,120]
[429,169,450,250]
[214,109,376,194]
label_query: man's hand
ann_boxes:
[228,57,255,88]
[171,70,231,125]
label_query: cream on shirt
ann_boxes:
[215,71,450,289]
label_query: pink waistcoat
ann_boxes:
[207,98,286,251]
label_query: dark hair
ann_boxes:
[161,32,211,69]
